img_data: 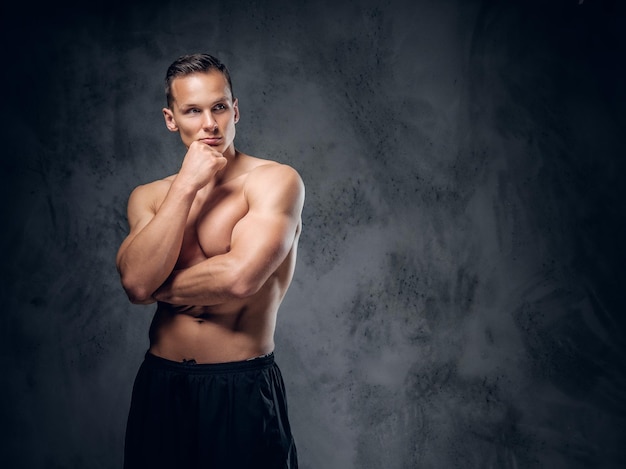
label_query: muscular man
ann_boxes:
[116,53,304,469]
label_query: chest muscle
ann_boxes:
[175,185,249,268]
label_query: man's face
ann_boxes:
[163,71,239,154]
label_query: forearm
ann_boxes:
[118,183,197,301]
[153,254,254,306]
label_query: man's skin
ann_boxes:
[116,70,304,364]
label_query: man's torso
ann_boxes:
[147,156,300,363]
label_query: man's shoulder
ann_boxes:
[245,158,303,187]
[127,175,175,205]
[131,175,175,193]
[243,159,304,211]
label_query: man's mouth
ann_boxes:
[200,137,222,146]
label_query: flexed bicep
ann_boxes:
[227,164,304,291]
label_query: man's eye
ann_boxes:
[213,104,227,111]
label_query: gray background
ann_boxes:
[1,0,625,467]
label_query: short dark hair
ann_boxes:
[164,53,234,108]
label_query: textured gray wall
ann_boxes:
[1,0,625,467]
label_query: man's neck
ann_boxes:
[214,148,247,185]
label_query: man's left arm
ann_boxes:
[153,164,305,306]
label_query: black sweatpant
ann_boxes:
[124,352,298,469]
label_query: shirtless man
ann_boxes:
[116,53,303,469]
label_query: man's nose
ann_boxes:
[202,112,218,129]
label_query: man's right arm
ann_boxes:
[116,141,228,304]
[115,180,197,304]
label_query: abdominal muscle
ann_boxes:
[146,248,296,364]
[147,284,281,364]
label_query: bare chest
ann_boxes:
[175,184,248,268]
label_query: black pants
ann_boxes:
[124,352,298,469]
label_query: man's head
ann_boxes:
[162,53,240,154]
[165,53,234,108]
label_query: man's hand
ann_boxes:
[176,141,227,191]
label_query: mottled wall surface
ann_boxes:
[1,0,625,467]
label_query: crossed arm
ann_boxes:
[116,164,304,306]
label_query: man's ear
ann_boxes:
[162,107,178,132]
[233,98,240,124]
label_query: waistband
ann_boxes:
[143,351,275,374]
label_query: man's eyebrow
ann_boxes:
[211,96,230,104]
[176,103,199,112]
[177,97,230,109]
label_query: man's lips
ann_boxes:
[200,137,222,145]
